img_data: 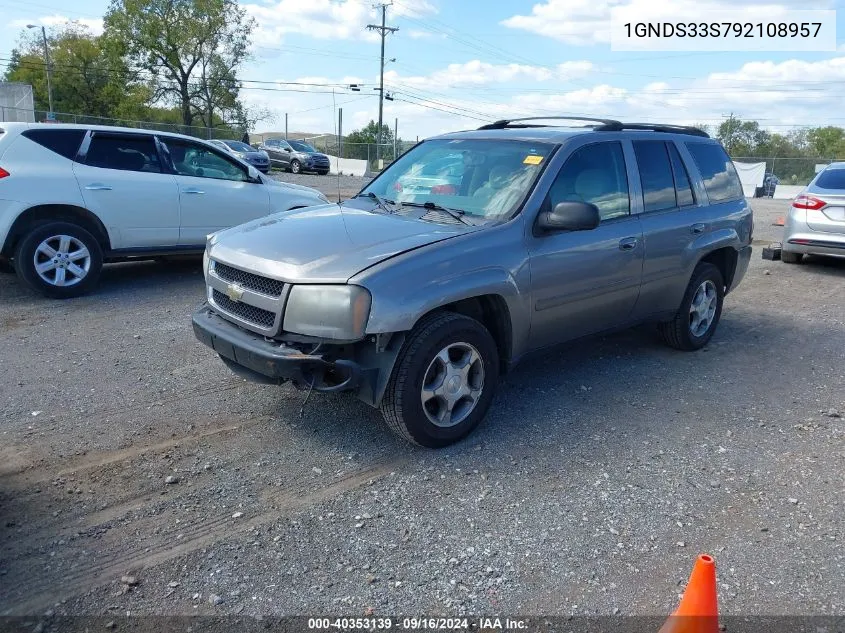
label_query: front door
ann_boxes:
[158,137,270,245]
[527,141,644,349]
[72,131,180,248]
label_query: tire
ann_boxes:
[14,221,103,299]
[317,170,329,176]
[290,159,302,174]
[380,312,499,448]
[658,262,724,351]
[781,250,803,264]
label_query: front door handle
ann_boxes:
[183,188,205,195]
[84,183,112,191]
[690,223,706,234]
[619,237,638,251]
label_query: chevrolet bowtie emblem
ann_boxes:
[225,283,245,302]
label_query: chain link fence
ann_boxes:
[731,156,845,187]
[0,106,245,141]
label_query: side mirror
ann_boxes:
[283,147,291,152]
[536,201,600,233]
[247,165,261,182]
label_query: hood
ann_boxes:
[208,203,479,283]
[240,151,268,160]
[296,151,328,159]
[261,176,322,195]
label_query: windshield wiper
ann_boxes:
[355,191,397,214]
[400,201,474,226]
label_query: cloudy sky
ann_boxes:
[2,0,845,138]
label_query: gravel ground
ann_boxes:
[269,171,371,201]
[0,199,843,619]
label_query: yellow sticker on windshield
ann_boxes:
[523,155,543,165]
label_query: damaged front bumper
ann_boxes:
[192,304,362,392]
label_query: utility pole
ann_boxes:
[723,112,737,154]
[394,117,398,161]
[27,24,54,119]
[367,4,398,169]
[285,113,288,140]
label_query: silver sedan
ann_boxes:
[782,163,845,263]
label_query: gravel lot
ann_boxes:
[269,171,371,201]
[0,199,843,619]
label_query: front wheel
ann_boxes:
[290,159,301,174]
[380,312,499,448]
[14,222,103,298]
[658,262,724,351]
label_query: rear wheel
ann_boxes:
[380,312,499,448]
[14,221,103,298]
[658,262,724,351]
[781,250,803,264]
[290,159,302,174]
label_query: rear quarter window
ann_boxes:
[814,168,845,189]
[22,129,86,160]
[685,142,743,203]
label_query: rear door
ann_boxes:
[158,136,270,245]
[527,140,644,349]
[805,168,845,234]
[631,139,709,319]
[73,131,180,248]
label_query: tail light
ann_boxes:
[0,167,9,179]
[792,194,825,210]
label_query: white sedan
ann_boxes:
[0,122,329,298]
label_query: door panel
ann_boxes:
[73,132,179,248]
[527,141,644,349]
[528,217,644,348]
[633,141,711,319]
[159,137,270,244]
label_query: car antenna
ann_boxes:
[333,89,342,204]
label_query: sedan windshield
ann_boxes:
[361,139,554,222]
[223,141,254,152]
[289,141,317,152]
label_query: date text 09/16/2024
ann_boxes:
[307,617,529,630]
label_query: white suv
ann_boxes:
[0,123,329,298]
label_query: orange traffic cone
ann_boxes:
[773,216,785,226]
[658,554,719,633]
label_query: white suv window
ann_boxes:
[85,134,162,173]
[163,139,248,182]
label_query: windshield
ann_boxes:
[361,138,554,221]
[224,141,254,152]
[289,141,317,153]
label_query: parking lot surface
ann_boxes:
[0,199,843,617]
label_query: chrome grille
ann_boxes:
[212,290,276,329]
[213,262,285,298]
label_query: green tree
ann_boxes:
[717,118,770,156]
[807,126,845,158]
[103,0,255,127]
[4,22,146,118]
[345,120,401,161]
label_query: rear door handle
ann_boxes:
[84,183,112,191]
[691,223,706,234]
[619,237,638,251]
[183,188,205,195]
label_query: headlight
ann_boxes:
[202,248,210,284]
[283,285,371,340]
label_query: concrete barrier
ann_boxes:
[323,154,368,177]
[772,185,804,200]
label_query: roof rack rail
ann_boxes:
[476,117,709,137]
[614,123,710,138]
[477,116,622,130]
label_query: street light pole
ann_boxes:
[27,24,54,118]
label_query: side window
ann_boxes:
[85,134,162,173]
[547,141,629,220]
[22,129,85,160]
[633,141,675,213]
[668,143,695,207]
[685,142,743,202]
[163,140,247,182]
